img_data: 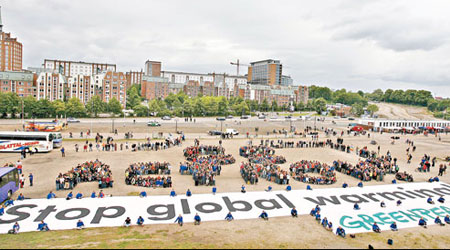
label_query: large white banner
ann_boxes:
[1,182,450,234]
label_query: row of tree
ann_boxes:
[0,92,123,119]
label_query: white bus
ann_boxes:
[50,132,63,148]
[0,132,54,153]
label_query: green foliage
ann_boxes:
[126,85,141,110]
[107,98,123,115]
[66,98,87,118]
[313,98,327,114]
[133,105,149,117]
[309,86,333,101]
[86,96,106,117]
[367,104,379,117]
[351,103,365,117]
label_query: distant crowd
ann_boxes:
[56,160,113,190]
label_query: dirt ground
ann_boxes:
[0,117,450,249]
[374,102,436,120]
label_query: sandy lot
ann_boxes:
[1,117,450,249]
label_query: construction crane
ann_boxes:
[230,59,249,76]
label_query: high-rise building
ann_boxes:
[0,71,35,97]
[99,71,127,107]
[43,59,116,77]
[35,72,66,102]
[141,75,170,101]
[0,7,23,72]
[295,85,309,104]
[144,60,162,77]
[247,59,282,86]
[125,70,144,87]
[67,75,97,104]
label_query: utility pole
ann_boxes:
[230,60,249,76]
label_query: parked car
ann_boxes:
[67,117,80,123]
[258,115,266,119]
[348,117,356,121]
[161,116,172,121]
[208,130,223,136]
[226,115,234,119]
[147,121,161,127]
[216,117,226,121]
[240,115,250,120]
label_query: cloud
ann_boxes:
[1,0,450,97]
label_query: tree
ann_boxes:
[261,99,270,112]
[148,99,162,115]
[351,103,364,117]
[53,100,66,118]
[23,96,38,118]
[35,99,54,118]
[313,98,327,114]
[367,104,379,117]
[134,105,149,117]
[107,98,123,115]
[65,98,86,118]
[126,86,141,110]
[86,96,106,117]
[309,86,333,101]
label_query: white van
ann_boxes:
[226,129,239,136]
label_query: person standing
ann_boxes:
[29,173,34,187]
[16,160,23,174]
[61,147,66,158]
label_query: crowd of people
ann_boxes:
[125,162,173,188]
[332,153,397,182]
[290,161,337,185]
[74,136,184,153]
[240,146,287,164]
[180,144,235,186]
[56,160,113,190]
[240,162,290,185]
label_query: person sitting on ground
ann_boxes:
[286,185,292,192]
[392,179,397,184]
[419,217,427,228]
[427,197,435,205]
[241,185,246,193]
[47,191,56,200]
[98,190,105,198]
[259,211,269,221]
[327,222,333,232]
[76,220,85,230]
[390,222,398,232]
[140,191,147,198]
[307,185,312,191]
[322,217,328,228]
[17,194,25,201]
[37,221,49,232]
[435,216,445,226]
[175,215,184,226]
[137,216,144,226]
[380,201,386,208]
[445,215,450,225]
[0,205,4,216]
[212,186,217,195]
[291,207,298,218]
[91,191,97,198]
[354,203,361,210]
[358,182,364,188]
[194,213,201,225]
[124,217,131,227]
[342,183,349,189]
[372,223,381,233]
[266,186,273,192]
[225,212,234,222]
[76,193,83,199]
[12,222,20,234]
[186,189,192,197]
[170,190,177,197]
[66,192,73,200]
[438,196,445,203]
[4,199,14,207]
[397,200,402,206]
[434,176,440,182]
[315,212,321,222]
[336,227,346,238]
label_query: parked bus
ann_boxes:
[50,132,63,148]
[0,132,54,153]
[0,167,19,203]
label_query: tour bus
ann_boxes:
[0,167,19,203]
[0,132,54,153]
[50,132,63,148]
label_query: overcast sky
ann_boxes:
[2,0,450,97]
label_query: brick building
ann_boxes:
[0,71,35,97]
[141,75,170,101]
[0,7,23,72]
[99,71,127,107]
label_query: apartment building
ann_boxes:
[0,71,35,97]
[44,59,116,77]
[99,71,127,107]
[35,72,66,101]
[0,7,23,72]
